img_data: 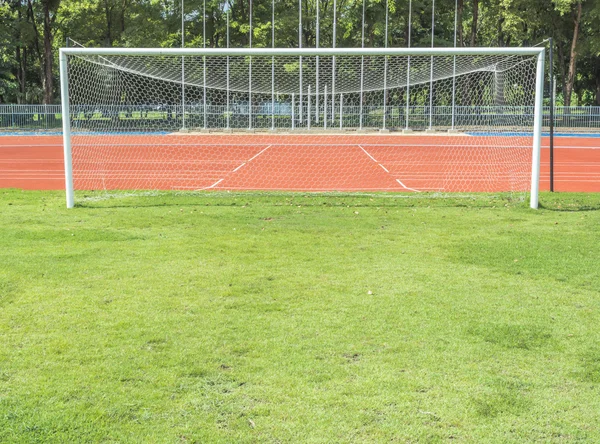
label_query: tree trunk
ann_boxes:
[457,0,463,47]
[42,0,54,104]
[497,15,504,46]
[595,59,600,106]
[564,0,582,107]
[557,41,567,102]
[27,0,44,102]
[16,7,26,104]
[16,46,27,104]
[27,0,57,104]
[104,0,113,46]
[120,0,126,33]
[470,0,478,47]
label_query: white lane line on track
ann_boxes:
[395,179,423,192]
[202,145,272,190]
[203,178,224,189]
[358,144,422,192]
[247,145,272,162]
[358,144,379,162]
[232,163,246,172]
[2,143,600,149]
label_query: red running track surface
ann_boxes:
[0,134,599,193]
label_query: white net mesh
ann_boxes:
[64,50,539,200]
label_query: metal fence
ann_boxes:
[1,104,599,132]
[0,105,62,131]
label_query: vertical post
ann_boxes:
[315,0,319,124]
[428,0,435,130]
[271,0,275,130]
[307,84,311,129]
[382,0,389,130]
[324,84,328,129]
[299,0,303,123]
[339,93,343,130]
[360,0,365,130]
[60,50,74,209]
[549,37,554,192]
[181,0,186,130]
[203,0,207,129]
[226,7,230,130]
[249,0,253,130]
[451,0,457,130]
[332,0,336,124]
[291,92,295,130]
[530,50,545,209]
[359,61,364,130]
[405,0,412,130]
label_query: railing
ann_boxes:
[1,104,599,132]
[0,104,62,131]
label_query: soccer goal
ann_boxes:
[59,47,544,208]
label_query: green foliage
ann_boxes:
[0,0,599,103]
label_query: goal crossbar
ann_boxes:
[60,47,544,57]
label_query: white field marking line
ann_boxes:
[395,179,422,192]
[1,175,63,178]
[0,172,62,175]
[5,142,597,150]
[203,178,224,189]
[0,145,63,148]
[358,144,422,193]
[0,159,62,162]
[231,144,272,172]
[203,145,272,189]
[358,144,379,162]
[359,143,600,150]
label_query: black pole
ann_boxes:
[549,37,554,192]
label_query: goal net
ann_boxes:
[59,47,544,208]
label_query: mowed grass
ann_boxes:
[1,190,600,443]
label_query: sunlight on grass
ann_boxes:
[1,190,599,442]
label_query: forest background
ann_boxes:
[0,0,598,106]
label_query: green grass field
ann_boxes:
[1,190,600,442]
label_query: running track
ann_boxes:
[0,134,598,192]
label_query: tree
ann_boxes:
[26,0,61,103]
[0,0,599,105]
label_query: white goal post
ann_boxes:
[59,46,545,208]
